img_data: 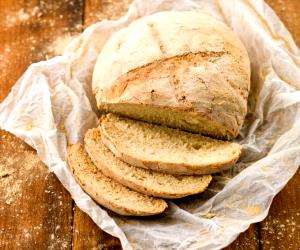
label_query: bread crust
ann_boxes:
[93,11,251,139]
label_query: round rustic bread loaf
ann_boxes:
[92,11,251,140]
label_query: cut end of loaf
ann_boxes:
[99,103,236,140]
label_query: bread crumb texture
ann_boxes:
[85,128,212,198]
[100,113,241,174]
[67,144,167,216]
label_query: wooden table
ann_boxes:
[0,1,299,249]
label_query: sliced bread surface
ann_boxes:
[67,144,167,216]
[100,114,242,175]
[84,128,212,199]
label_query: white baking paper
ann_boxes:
[1,0,300,249]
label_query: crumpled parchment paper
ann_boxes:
[1,0,300,249]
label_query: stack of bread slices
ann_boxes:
[67,11,250,216]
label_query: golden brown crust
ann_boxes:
[93,11,251,139]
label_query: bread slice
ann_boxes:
[100,114,242,175]
[84,128,212,199]
[67,144,167,216]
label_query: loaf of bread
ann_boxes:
[67,144,167,216]
[93,11,250,139]
[99,114,241,175]
[84,128,212,198]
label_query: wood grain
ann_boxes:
[0,0,83,249]
[84,0,133,27]
[261,1,300,249]
[72,206,121,250]
[0,0,299,249]
[0,0,84,102]
[0,130,73,249]
[266,0,300,46]
[259,170,300,250]
[224,225,259,250]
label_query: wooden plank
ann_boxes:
[71,1,132,248]
[1,0,299,249]
[0,0,84,249]
[0,0,84,101]
[259,171,300,250]
[72,206,121,250]
[0,130,73,249]
[224,225,259,250]
[266,0,300,46]
[260,1,300,249]
[84,0,133,27]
